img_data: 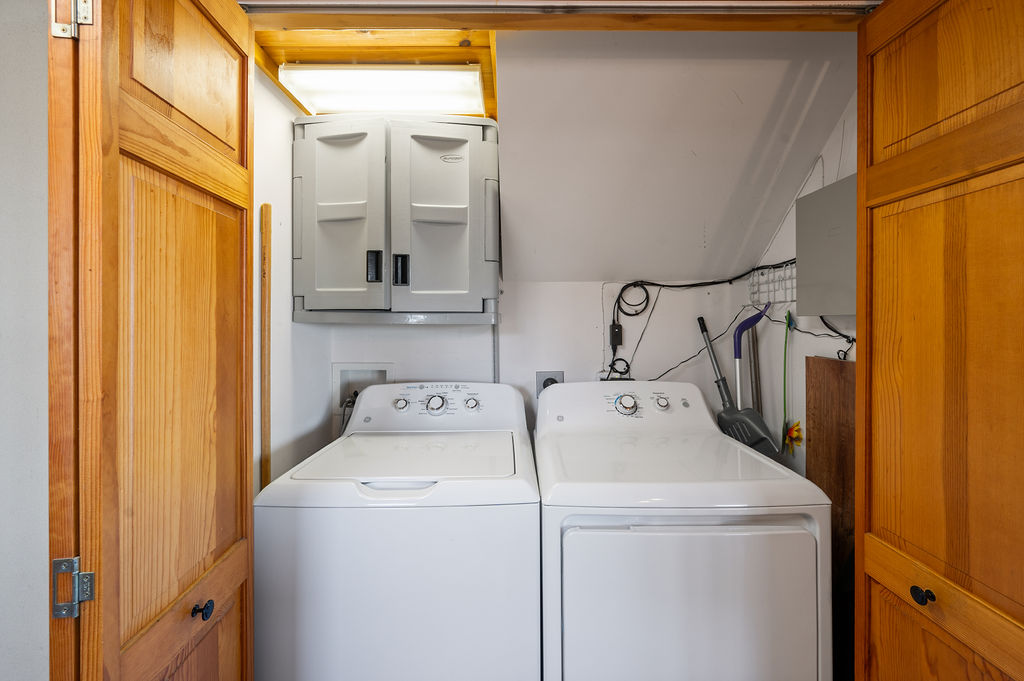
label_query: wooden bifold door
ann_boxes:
[856,0,1024,679]
[49,0,255,679]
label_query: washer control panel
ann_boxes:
[347,382,526,433]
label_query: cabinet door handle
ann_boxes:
[366,250,382,283]
[393,254,409,286]
[910,585,936,606]
[191,599,215,621]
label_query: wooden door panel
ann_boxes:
[122,0,245,161]
[165,589,243,681]
[870,165,1024,623]
[870,0,1024,163]
[121,543,248,680]
[135,583,245,681]
[869,581,1013,681]
[118,156,246,643]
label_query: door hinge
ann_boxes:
[51,0,93,39]
[52,557,95,619]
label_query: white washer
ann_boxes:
[255,382,539,681]
[536,381,831,681]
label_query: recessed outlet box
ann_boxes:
[536,371,564,397]
[332,363,394,414]
[331,363,393,436]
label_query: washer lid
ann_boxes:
[536,430,829,508]
[292,431,515,481]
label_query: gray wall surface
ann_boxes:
[0,3,50,678]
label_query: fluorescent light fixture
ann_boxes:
[278,64,485,115]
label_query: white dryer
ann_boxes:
[255,382,539,681]
[535,381,831,681]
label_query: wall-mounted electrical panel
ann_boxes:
[795,173,857,316]
[292,114,500,324]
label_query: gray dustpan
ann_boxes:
[697,316,783,461]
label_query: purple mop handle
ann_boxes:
[733,303,771,359]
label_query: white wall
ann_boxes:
[495,31,857,282]
[495,33,857,443]
[254,74,498,484]
[254,72,336,486]
[754,94,858,474]
[0,3,49,676]
[256,37,857,476]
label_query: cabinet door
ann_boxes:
[389,121,499,312]
[293,119,388,310]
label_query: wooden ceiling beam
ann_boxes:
[255,29,491,49]
[254,43,313,115]
[248,12,862,31]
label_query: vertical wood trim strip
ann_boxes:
[854,18,873,681]
[489,30,499,120]
[80,0,123,678]
[260,204,272,490]
[49,20,80,681]
[242,28,256,681]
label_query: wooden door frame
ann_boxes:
[48,10,80,681]
[53,0,123,679]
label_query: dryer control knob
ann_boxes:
[393,398,409,412]
[426,395,447,414]
[465,397,480,411]
[654,396,671,410]
[615,394,638,415]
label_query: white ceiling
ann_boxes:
[495,31,856,282]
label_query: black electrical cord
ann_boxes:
[649,306,748,381]
[765,312,856,360]
[607,258,797,377]
[764,312,846,340]
[819,315,856,344]
[611,257,796,325]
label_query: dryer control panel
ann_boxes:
[346,382,527,433]
[536,381,718,433]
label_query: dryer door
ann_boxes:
[561,524,818,681]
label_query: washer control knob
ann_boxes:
[393,398,410,412]
[655,396,671,411]
[425,395,447,414]
[615,394,638,415]
[465,397,480,411]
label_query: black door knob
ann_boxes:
[191,599,215,621]
[910,585,936,606]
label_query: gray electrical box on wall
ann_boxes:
[292,114,500,324]
[795,173,857,316]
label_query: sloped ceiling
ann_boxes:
[495,31,856,282]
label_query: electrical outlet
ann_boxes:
[535,371,564,397]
